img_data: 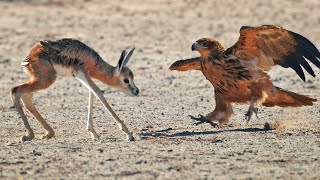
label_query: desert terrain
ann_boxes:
[0,0,319,179]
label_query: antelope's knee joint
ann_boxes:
[10,86,21,99]
[10,87,19,95]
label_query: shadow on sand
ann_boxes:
[141,127,269,138]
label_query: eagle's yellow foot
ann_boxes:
[188,114,220,128]
[245,105,259,121]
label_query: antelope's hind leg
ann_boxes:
[10,57,56,141]
[10,77,55,141]
[21,93,55,139]
[10,83,35,141]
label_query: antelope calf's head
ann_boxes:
[112,48,139,96]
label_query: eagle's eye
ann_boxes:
[202,41,211,47]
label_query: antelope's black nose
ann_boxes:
[133,88,139,96]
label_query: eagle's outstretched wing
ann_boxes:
[169,57,201,71]
[226,25,320,81]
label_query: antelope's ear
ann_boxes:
[169,58,201,71]
[123,47,135,67]
[116,50,127,72]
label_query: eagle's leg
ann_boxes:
[245,104,259,121]
[246,82,267,121]
[188,92,233,128]
[188,114,220,128]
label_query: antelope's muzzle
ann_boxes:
[131,87,139,96]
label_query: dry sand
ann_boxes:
[0,0,319,179]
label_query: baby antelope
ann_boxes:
[10,38,139,141]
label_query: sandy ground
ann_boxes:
[0,0,320,179]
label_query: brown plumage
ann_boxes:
[170,25,319,126]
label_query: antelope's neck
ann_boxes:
[87,61,116,85]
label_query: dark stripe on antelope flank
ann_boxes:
[40,38,104,68]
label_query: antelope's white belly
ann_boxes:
[53,64,75,77]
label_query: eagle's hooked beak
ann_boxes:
[191,43,198,51]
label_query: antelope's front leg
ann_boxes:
[75,70,134,141]
[87,91,99,140]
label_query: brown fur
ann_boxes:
[10,38,138,141]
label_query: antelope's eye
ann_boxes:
[124,79,129,84]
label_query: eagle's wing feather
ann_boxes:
[226,25,320,81]
[169,57,201,71]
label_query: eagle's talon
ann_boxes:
[193,122,203,126]
[211,122,220,128]
[189,114,219,128]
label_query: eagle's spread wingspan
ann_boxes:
[169,25,319,127]
[226,25,320,81]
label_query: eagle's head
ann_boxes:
[192,38,225,58]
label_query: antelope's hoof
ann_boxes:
[91,135,100,141]
[89,131,100,140]
[21,135,34,141]
[127,135,135,141]
[41,131,55,139]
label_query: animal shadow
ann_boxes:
[140,127,268,138]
